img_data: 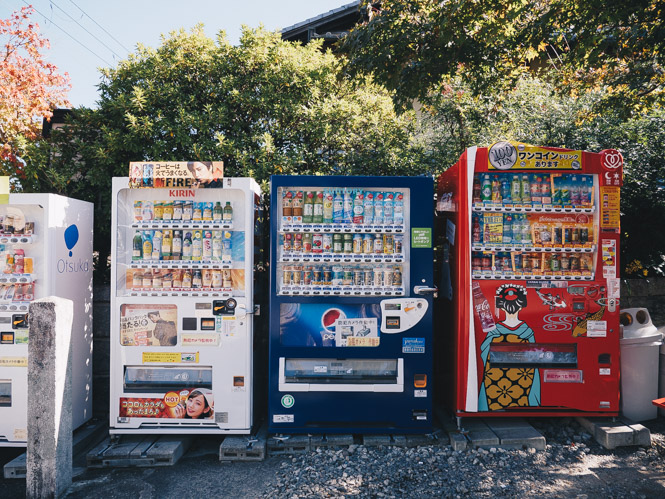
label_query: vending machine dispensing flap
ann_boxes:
[123,366,212,393]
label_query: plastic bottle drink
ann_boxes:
[172,230,183,260]
[223,201,233,222]
[531,176,542,204]
[192,231,203,261]
[383,192,394,224]
[511,175,521,204]
[521,175,531,204]
[393,193,404,224]
[203,202,213,221]
[192,202,202,221]
[322,191,334,223]
[512,215,522,244]
[212,231,222,260]
[501,177,511,204]
[343,233,353,254]
[333,233,343,253]
[142,231,153,261]
[303,191,314,223]
[142,201,154,221]
[313,191,324,223]
[202,231,213,260]
[363,192,374,224]
[374,192,384,224]
[352,190,364,224]
[222,231,232,261]
[473,177,481,202]
[481,174,491,202]
[491,175,501,203]
[151,230,162,260]
[162,201,174,221]
[173,201,183,220]
[521,216,531,244]
[333,189,344,224]
[363,233,373,254]
[472,215,481,244]
[552,176,562,205]
[580,175,592,206]
[133,231,143,261]
[162,230,172,260]
[213,202,223,221]
[182,232,193,260]
[503,214,513,244]
[343,189,353,223]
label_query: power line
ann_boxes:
[67,0,131,54]
[48,0,125,60]
[22,1,113,66]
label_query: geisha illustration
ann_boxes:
[478,284,541,411]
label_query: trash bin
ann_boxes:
[619,308,663,422]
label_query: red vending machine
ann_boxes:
[436,142,623,418]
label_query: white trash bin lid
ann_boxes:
[620,307,663,341]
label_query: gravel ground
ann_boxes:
[264,418,665,498]
[2,417,664,498]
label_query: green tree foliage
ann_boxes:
[38,26,426,281]
[344,0,665,112]
[416,77,665,275]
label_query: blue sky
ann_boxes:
[1,1,350,108]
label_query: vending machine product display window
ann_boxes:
[436,142,622,418]
[269,175,435,434]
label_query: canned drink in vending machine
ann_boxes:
[373,267,384,287]
[312,233,323,254]
[392,265,402,287]
[322,266,332,285]
[363,268,373,286]
[283,233,292,252]
[332,265,343,286]
[303,233,313,253]
[353,267,364,286]
[374,234,383,254]
[312,266,322,286]
[293,233,303,252]
[353,234,363,254]
[282,266,292,286]
[383,267,393,287]
[383,234,394,254]
[394,234,403,254]
[343,267,353,285]
[292,265,303,285]
[303,265,313,285]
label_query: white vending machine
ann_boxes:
[0,194,93,446]
[110,177,260,434]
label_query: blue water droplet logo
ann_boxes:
[64,225,79,257]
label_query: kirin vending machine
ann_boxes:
[269,175,435,434]
[0,194,93,446]
[436,142,622,418]
[110,167,260,435]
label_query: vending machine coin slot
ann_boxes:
[212,298,237,315]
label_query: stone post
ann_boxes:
[26,297,74,498]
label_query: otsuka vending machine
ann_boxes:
[269,175,436,434]
[436,142,623,418]
[0,194,93,446]
[110,165,260,435]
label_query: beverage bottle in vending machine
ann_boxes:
[521,216,532,245]
[473,177,481,203]
[213,202,223,221]
[374,192,384,224]
[172,230,183,260]
[521,175,532,204]
[491,175,501,203]
[481,174,491,202]
[501,177,511,204]
[333,189,344,223]
[363,192,374,224]
[314,192,324,223]
[162,230,172,260]
[531,176,542,204]
[472,215,481,244]
[570,175,581,206]
[343,189,353,223]
[142,231,153,261]
[384,192,394,224]
[192,231,203,261]
[511,174,521,204]
[503,214,513,244]
[182,232,193,260]
[303,191,314,224]
[512,215,522,244]
[322,191,334,223]
[580,176,592,206]
[394,193,404,224]
[222,231,232,261]
[472,281,497,333]
[202,231,213,260]
[133,231,143,261]
[352,190,364,224]
[212,231,222,260]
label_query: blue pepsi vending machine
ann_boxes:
[269,175,435,434]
